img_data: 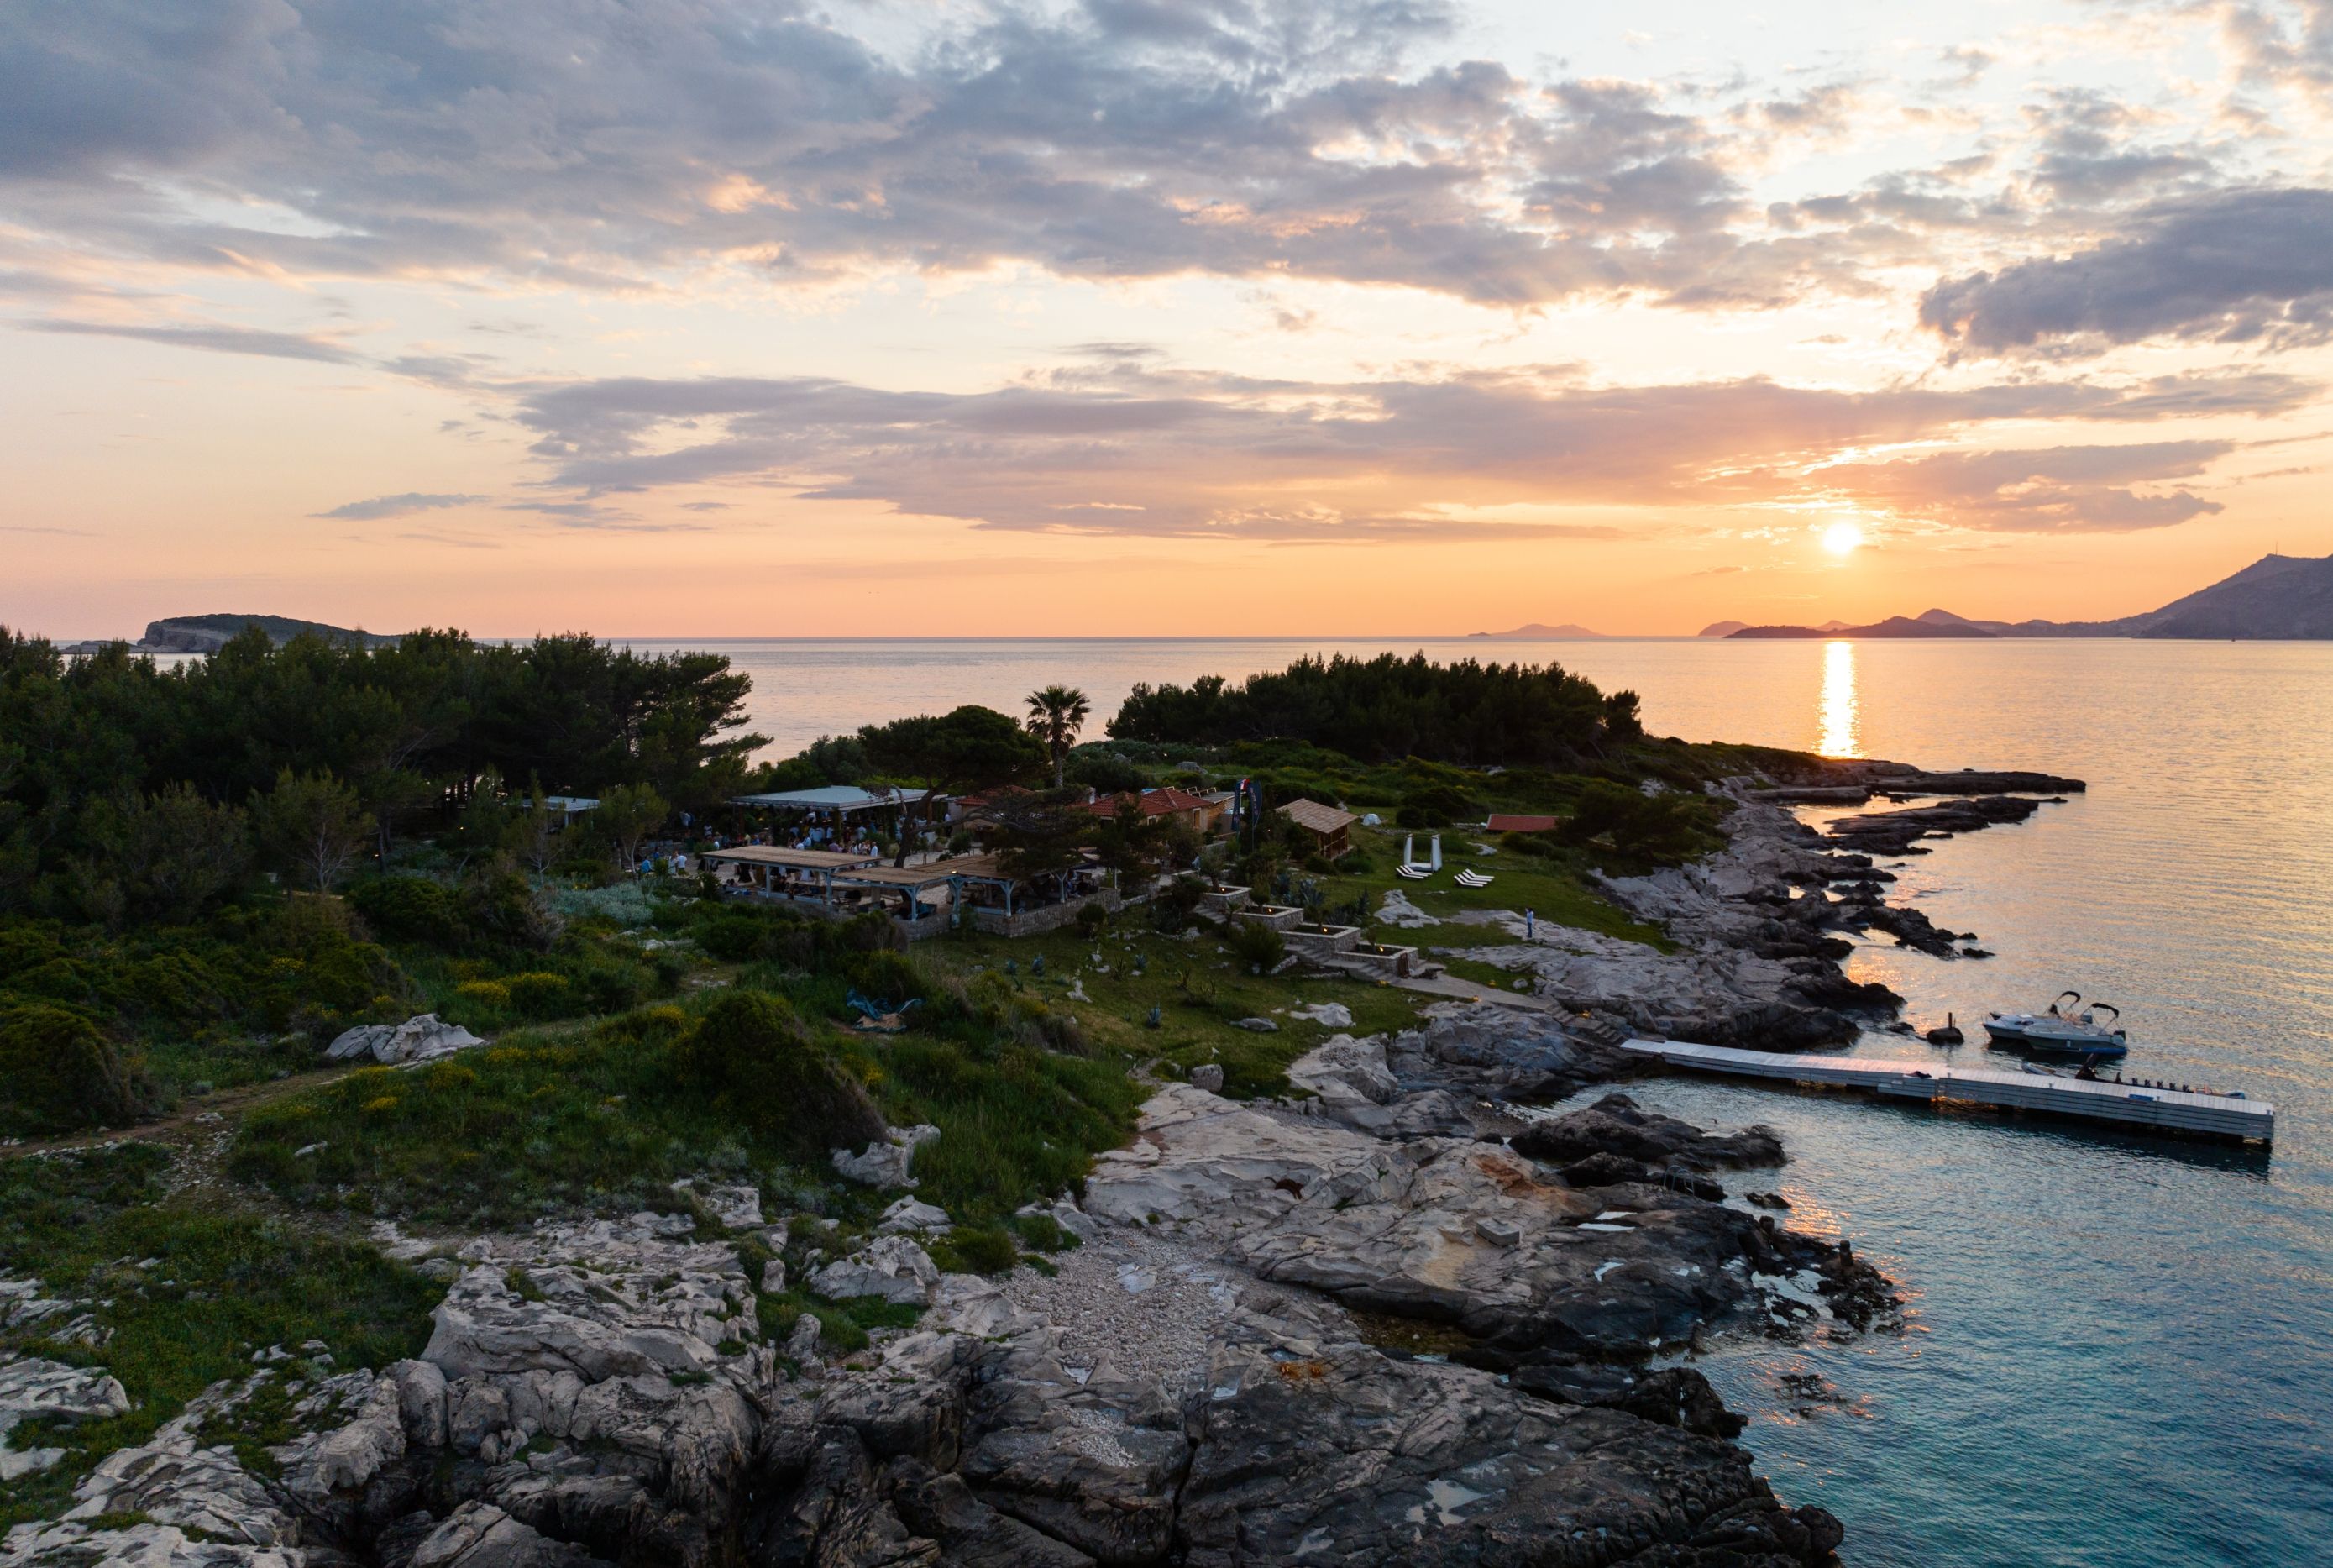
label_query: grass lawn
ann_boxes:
[913,919,1429,1100]
[1298,820,1674,952]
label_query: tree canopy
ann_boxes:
[0,625,763,918]
[1108,653,1642,767]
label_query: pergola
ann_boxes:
[730,785,931,844]
[705,846,1116,937]
[702,845,881,908]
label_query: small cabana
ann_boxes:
[1278,798,1358,859]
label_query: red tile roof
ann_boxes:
[1084,786,1208,818]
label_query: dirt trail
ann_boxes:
[0,1065,364,1162]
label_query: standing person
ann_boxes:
[1525,907,1535,941]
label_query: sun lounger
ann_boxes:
[1454,870,1493,888]
[1396,863,1432,880]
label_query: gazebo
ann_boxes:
[1277,798,1358,859]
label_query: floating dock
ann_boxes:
[1619,1038,2274,1144]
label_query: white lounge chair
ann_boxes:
[1396,863,1432,880]
[1454,869,1493,888]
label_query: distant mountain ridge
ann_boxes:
[1722,553,2333,640]
[1731,615,1995,640]
[1469,622,1607,639]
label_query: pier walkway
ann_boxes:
[1617,1037,2274,1143]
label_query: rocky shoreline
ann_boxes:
[4,1001,1899,1568]
[1444,765,2080,1049]
[6,762,2081,1567]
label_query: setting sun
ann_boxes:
[1822,522,1866,556]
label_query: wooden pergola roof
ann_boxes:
[703,846,880,870]
[1279,798,1358,835]
[832,863,960,889]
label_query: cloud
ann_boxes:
[1921,187,2333,352]
[22,317,359,363]
[0,0,1971,315]
[1815,441,2231,531]
[2216,0,2333,106]
[312,491,487,521]
[507,358,2309,538]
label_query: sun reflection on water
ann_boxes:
[1819,639,1861,757]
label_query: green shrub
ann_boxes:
[0,1004,143,1135]
[1064,747,1149,795]
[502,972,573,1019]
[673,993,887,1159]
[453,979,511,1011]
[931,1225,1018,1276]
[1561,781,1712,863]
[1225,919,1286,972]
[1500,830,1562,859]
[345,876,459,943]
[841,949,923,1005]
[1009,1211,1081,1253]
[1393,783,1475,827]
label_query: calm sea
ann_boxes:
[636,635,2330,1567]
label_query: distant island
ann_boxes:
[1721,553,2333,640]
[1468,621,1607,639]
[1696,620,1748,637]
[1732,614,1995,640]
[62,613,401,655]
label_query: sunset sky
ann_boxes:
[7,0,2333,638]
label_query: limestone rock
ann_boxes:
[1177,1337,1783,1566]
[274,1371,406,1502]
[325,1013,485,1066]
[669,1180,762,1230]
[876,1198,952,1236]
[809,1238,940,1307]
[411,1500,614,1566]
[831,1125,941,1190]
[0,1356,130,1481]
[1187,1063,1224,1093]
[1513,1092,1785,1172]
[59,1376,302,1544]
[423,1216,751,1384]
[1288,1002,1355,1028]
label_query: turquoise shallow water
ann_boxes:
[640,635,2333,1563]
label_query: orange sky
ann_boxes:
[6,1,2332,639]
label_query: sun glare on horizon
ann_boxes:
[1822,522,1866,556]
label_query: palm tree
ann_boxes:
[1024,685,1093,789]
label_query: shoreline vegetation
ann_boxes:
[0,625,2073,1564]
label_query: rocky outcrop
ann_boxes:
[4,1009,1880,1566]
[831,1124,941,1189]
[1084,1076,1860,1361]
[1512,1093,1785,1173]
[1442,774,2072,1046]
[325,1014,486,1066]
[0,1357,129,1481]
[1822,794,2050,857]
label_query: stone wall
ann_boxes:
[969,889,1123,937]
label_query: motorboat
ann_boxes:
[1984,991,2129,1058]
